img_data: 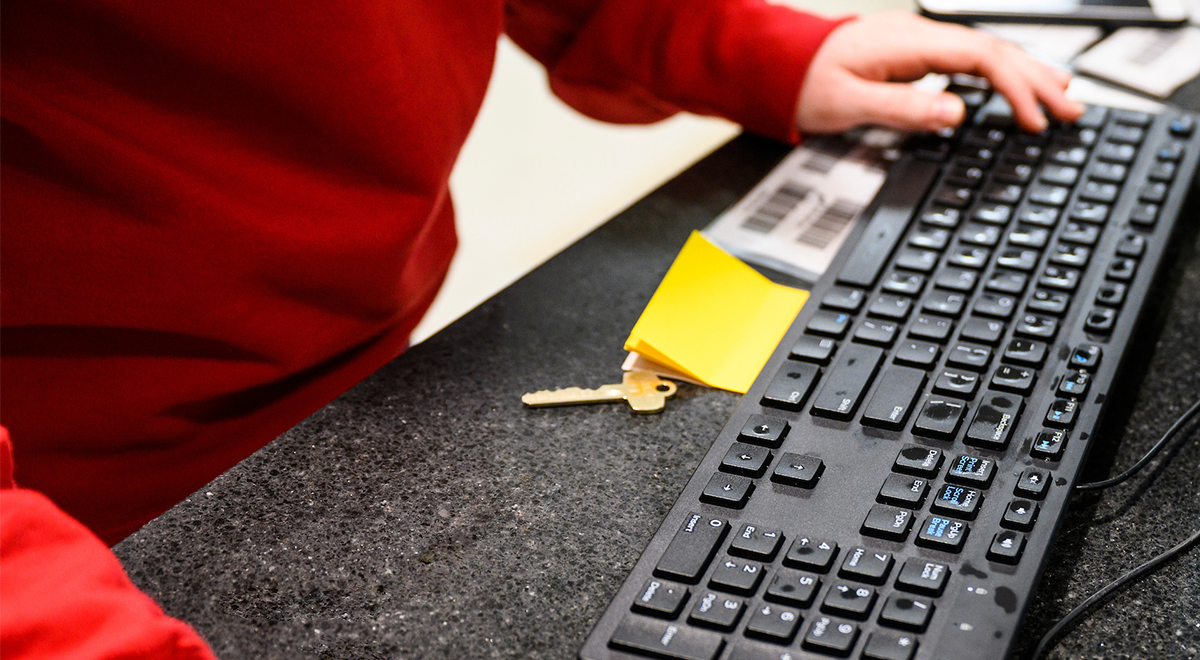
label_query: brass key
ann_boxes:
[521,370,677,413]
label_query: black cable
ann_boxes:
[1075,398,1200,491]
[1029,526,1200,660]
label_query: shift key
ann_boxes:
[811,344,884,420]
[655,513,730,583]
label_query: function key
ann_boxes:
[709,557,766,596]
[1130,202,1159,227]
[790,334,837,364]
[761,362,821,412]
[1169,115,1196,136]
[720,442,773,478]
[1157,140,1186,162]
[739,414,790,447]
[1031,429,1068,461]
[785,536,839,572]
[1015,467,1051,500]
[1001,499,1040,531]
[655,513,729,583]
[916,515,970,552]
[863,632,920,660]
[1045,398,1079,429]
[895,558,950,596]
[1116,232,1146,258]
[1070,343,1102,370]
[744,603,803,644]
[840,547,894,585]
[1084,307,1117,335]
[1057,372,1090,398]
[632,578,691,618]
[729,524,785,561]
[771,453,825,489]
[765,569,822,608]
[893,445,944,477]
[946,454,996,487]
[1148,160,1177,182]
[610,614,725,660]
[821,286,867,312]
[688,591,745,632]
[1095,282,1127,306]
[878,594,935,632]
[861,504,915,542]
[803,616,860,656]
[987,531,1027,564]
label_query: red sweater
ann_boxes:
[1,0,840,655]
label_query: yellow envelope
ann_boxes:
[625,232,809,393]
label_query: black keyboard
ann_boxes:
[580,88,1200,660]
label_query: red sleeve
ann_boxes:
[0,428,217,660]
[504,0,850,142]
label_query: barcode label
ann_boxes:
[797,200,860,249]
[742,183,813,233]
[801,152,838,175]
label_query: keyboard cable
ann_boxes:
[1029,396,1200,659]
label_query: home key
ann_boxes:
[521,370,677,413]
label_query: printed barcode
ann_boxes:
[742,183,812,233]
[801,152,838,175]
[797,199,860,249]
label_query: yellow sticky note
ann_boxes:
[625,232,808,393]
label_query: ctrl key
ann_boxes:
[609,614,724,660]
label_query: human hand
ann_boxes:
[796,10,1084,135]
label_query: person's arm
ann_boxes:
[505,1,1081,141]
[0,428,217,660]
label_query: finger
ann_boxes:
[835,79,966,133]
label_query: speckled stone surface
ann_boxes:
[116,112,1200,659]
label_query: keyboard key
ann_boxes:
[1069,200,1109,224]
[972,292,1017,319]
[632,578,691,618]
[1027,183,1069,206]
[1048,244,1090,268]
[913,399,967,439]
[882,271,927,296]
[840,547,894,585]
[745,603,802,644]
[959,317,1005,345]
[862,366,927,430]
[610,614,725,660]
[861,504,915,542]
[947,342,993,371]
[1031,429,1069,461]
[933,369,980,398]
[893,445,943,477]
[862,632,919,660]
[701,473,754,509]
[986,270,1028,295]
[922,290,967,316]
[688,591,745,632]
[1017,203,1059,226]
[821,286,866,312]
[720,443,773,478]
[877,473,930,508]
[1061,222,1101,246]
[1045,398,1078,429]
[920,206,961,228]
[965,393,1023,450]
[822,582,878,620]
[1130,202,1159,227]
[869,294,913,320]
[893,340,940,369]
[878,594,934,632]
[946,454,996,487]
[894,247,940,273]
[1015,313,1057,340]
[729,524,784,561]
[1027,289,1071,316]
[947,245,990,269]
[1007,225,1051,249]
[761,362,820,412]
[1097,141,1136,163]
[1057,372,1090,398]
[811,344,884,420]
[803,616,860,656]
[990,365,1036,395]
[771,453,824,489]
[789,335,837,364]
[739,414,790,448]
[1015,467,1051,500]
[1096,282,1127,307]
[854,319,900,346]
[784,536,838,572]
[988,531,1026,564]
[996,248,1039,272]
[909,314,955,343]
[807,310,852,337]
[909,226,951,251]
[1107,257,1138,282]
[1070,343,1102,370]
[930,483,983,520]
[709,557,765,595]
[1003,338,1047,367]
[765,569,821,607]
[1002,499,1040,531]
[916,516,969,552]
[895,558,950,596]
[932,266,978,292]
[972,202,1013,225]
[655,513,729,583]
[960,222,1002,246]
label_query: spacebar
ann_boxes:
[836,158,939,288]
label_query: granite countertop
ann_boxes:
[117,94,1200,659]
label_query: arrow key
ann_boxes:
[701,473,754,509]
[1001,499,1040,531]
[988,530,1026,564]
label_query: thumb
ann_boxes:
[842,81,966,133]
